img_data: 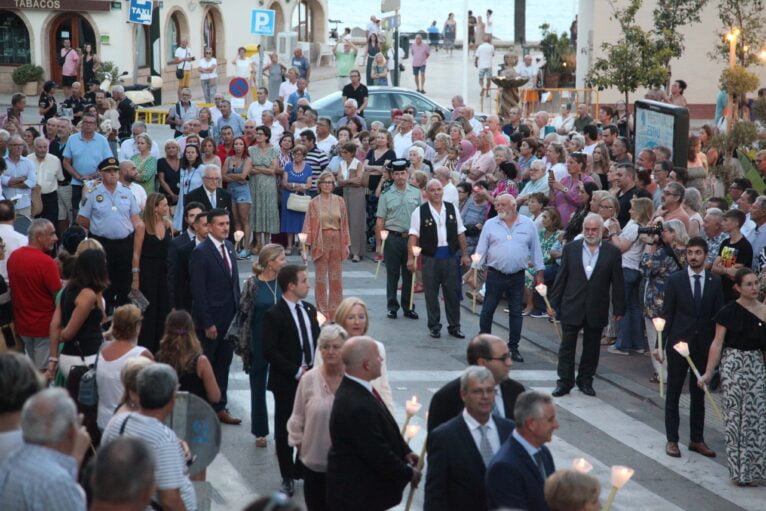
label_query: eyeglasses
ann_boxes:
[487,353,512,362]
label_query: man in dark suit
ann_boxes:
[661,236,724,458]
[486,391,558,511]
[183,165,233,227]
[427,334,525,433]
[167,202,205,311]
[189,208,241,425]
[327,336,420,511]
[262,264,320,496]
[425,366,514,511]
[549,213,626,397]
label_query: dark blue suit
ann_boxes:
[190,237,240,411]
[485,435,555,511]
[167,231,195,311]
[425,414,514,511]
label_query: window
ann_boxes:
[203,11,216,56]
[0,11,30,65]
[136,25,149,68]
[167,13,180,62]
[367,92,391,112]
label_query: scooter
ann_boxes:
[100,71,162,106]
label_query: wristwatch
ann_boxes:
[562,187,569,193]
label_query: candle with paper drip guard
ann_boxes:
[471,253,482,313]
[316,311,327,327]
[297,232,308,259]
[571,457,593,474]
[672,342,724,421]
[403,423,428,511]
[376,230,389,279]
[535,283,562,341]
[410,246,422,308]
[233,230,244,252]
[603,465,634,511]
[652,317,666,398]
[401,395,422,434]
[405,424,420,444]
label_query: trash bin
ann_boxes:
[399,34,411,59]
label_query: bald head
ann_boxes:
[341,336,381,380]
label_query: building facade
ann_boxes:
[0,0,327,95]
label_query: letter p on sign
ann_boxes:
[250,9,276,36]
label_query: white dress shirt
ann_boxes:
[345,373,374,393]
[247,100,273,125]
[409,201,467,246]
[33,153,65,194]
[393,131,413,159]
[282,296,315,375]
[442,182,459,205]
[494,384,506,418]
[208,235,230,274]
[462,409,501,456]
[688,266,705,296]
[128,182,147,210]
[0,224,27,280]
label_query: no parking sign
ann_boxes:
[229,77,249,98]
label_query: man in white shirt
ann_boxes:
[31,137,64,223]
[173,39,194,97]
[515,55,540,116]
[475,36,495,98]
[118,160,147,210]
[366,15,380,37]
[315,117,338,154]
[118,122,160,160]
[434,167,458,205]
[278,68,299,103]
[247,87,273,125]
[262,110,284,146]
[0,200,28,280]
[210,93,225,123]
[393,114,415,158]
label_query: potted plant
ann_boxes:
[539,23,573,88]
[12,64,44,96]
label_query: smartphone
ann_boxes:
[548,169,555,180]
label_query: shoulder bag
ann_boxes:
[58,49,72,67]
[175,49,189,79]
[287,192,310,212]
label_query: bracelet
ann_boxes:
[48,356,58,362]
[131,268,140,273]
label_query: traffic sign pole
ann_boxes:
[394,9,400,86]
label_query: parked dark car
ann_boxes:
[312,86,452,128]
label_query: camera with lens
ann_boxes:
[637,222,664,236]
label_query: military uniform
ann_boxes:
[78,158,140,312]
[376,161,422,316]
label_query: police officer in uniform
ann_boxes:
[77,157,144,313]
[408,179,471,338]
[375,159,422,319]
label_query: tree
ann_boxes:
[711,0,766,67]
[652,0,709,68]
[586,0,672,105]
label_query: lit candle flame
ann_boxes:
[411,246,422,257]
[380,230,389,241]
[297,233,308,244]
[672,341,689,358]
[572,458,593,474]
[535,283,548,297]
[316,311,327,326]
[652,317,666,332]
[610,465,634,489]
[233,230,244,243]
[405,424,421,440]
[405,395,422,416]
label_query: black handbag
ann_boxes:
[175,67,184,79]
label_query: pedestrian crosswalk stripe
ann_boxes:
[535,387,762,511]
[386,369,558,383]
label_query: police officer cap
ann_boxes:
[388,159,409,172]
[98,157,119,172]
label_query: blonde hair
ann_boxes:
[157,310,203,375]
[135,132,153,151]
[334,297,369,335]
[252,243,285,275]
[75,238,104,255]
[119,357,153,404]
[317,170,336,186]
[410,170,428,189]
[630,197,654,225]
[544,470,600,511]
[111,304,142,341]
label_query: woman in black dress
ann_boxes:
[158,140,182,209]
[82,43,100,84]
[38,80,57,130]
[365,33,381,84]
[699,268,766,486]
[136,193,171,353]
[364,131,396,255]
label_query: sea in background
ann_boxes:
[326,0,578,42]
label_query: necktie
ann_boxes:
[491,394,500,417]
[209,191,216,208]
[372,387,386,406]
[295,303,312,367]
[693,274,702,313]
[533,451,548,480]
[220,243,230,273]
[478,424,494,467]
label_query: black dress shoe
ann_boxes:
[510,348,524,363]
[403,310,419,319]
[577,383,596,397]
[429,328,441,338]
[448,328,465,339]
[387,310,397,319]
[551,386,572,397]
[279,478,295,497]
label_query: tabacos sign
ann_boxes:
[1,0,111,10]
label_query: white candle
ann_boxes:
[297,233,308,244]
[471,252,482,268]
[405,424,421,442]
[673,342,690,358]
[405,395,422,416]
[571,458,593,474]
[380,230,389,241]
[535,283,548,297]
[610,465,634,489]
[233,230,244,243]
[316,311,327,326]
[412,246,422,257]
[652,317,666,332]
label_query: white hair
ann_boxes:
[408,146,424,159]
[582,212,604,230]
[204,164,222,177]
[21,388,77,445]
[344,98,358,109]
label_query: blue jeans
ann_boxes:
[616,268,646,350]
[480,268,525,349]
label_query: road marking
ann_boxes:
[534,386,762,510]
[206,445,259,510]
[387,369,558,382]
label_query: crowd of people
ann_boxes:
[1,18,766,510]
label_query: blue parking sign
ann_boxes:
[250,9,276,36]
[128,0,152,26]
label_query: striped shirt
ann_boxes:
[102,412,197,511]
[0,443,85,511]
[305,147,329,192]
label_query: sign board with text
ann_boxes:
[250,9,276,36]
[381,0,400,13]
[381,15,400,31]
[128,0,152,25]
[0,0,111,9]
[633,99,689,169]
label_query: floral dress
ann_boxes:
[249,145,280,233]
[493,178,519,198]
[526,229,561,287]
[639,244,686,318]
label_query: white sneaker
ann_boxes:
[607,345,630,356]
